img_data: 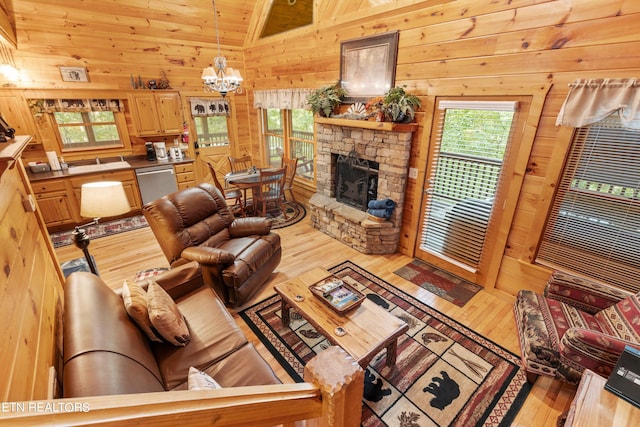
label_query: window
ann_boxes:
[194,115,229,146]
[263,108,315,180]
[54,111,122,151]
[418,99,520,275]
[538,115,640,292]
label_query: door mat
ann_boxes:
[240,261,530,427]
[50,215,149,248]
[393,259,481,307]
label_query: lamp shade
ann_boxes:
[80,181,130,218]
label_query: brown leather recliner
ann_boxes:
[142,183,282,307]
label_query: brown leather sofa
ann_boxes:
[142,183,282,307]
[63,262,280,397]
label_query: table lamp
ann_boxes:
[72,181,130,275]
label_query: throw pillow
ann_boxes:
[594,292,640,342]
[122,280,163,342]
[147,280,191,346]
[188,367,222,390]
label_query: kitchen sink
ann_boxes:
[67,161,132,175]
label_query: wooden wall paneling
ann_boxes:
[0,160,63,402]
[0,169,28,400]
[0,0,16,47]
[398,108,432,256]
[523,125,576,262]
[14,0,253,46]
[11,210,44,401]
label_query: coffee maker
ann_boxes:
[145,142,156,161]
[153,142,168,161]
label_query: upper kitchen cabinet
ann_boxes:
[128,91,183,136]
[0,92,40,143]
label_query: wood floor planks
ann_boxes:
[54,215,577,426]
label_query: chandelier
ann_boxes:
[201,0,243,96]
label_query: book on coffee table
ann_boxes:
[310,276,364,313]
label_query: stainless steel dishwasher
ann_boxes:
[135,164,178,205]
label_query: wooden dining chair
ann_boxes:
[254,167,288,219]
[280,156,299,203]
[207,163,245,217]
[228,155,253,173]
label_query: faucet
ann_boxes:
[95,157,101,164]
[119,155,124,162]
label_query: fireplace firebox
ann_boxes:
[335,151,379,211]
[309,120,417,254]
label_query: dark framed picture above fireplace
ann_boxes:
[340,31,399,103]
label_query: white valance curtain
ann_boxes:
[253,88,313,110]
[556,78,640,129]
[189,98,230,117]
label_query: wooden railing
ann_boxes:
[0,347,364,427]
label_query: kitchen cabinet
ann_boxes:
[128,91,183,136]
[32,169,142,229]
[32,179,78,226]
[70,169,142,213]
[0,92,40,144]
[174,162,195,190]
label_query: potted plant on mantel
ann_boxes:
[307,82,347,118]
[382,86,421,123]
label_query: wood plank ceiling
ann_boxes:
[3,0,259,88]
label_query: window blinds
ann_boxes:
[421,100,516,270]
[538,115,640,292]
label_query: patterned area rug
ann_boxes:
[50,203,306,248]
[394,259,481,307]
[50,215,149,248]
[240,261,530,427]
[264,201,306,230]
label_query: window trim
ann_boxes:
[411,84,551,290]
[261,108,315,183]
[536,117,640,292]
[50,110,131,154]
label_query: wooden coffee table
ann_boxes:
[274,267,408,368]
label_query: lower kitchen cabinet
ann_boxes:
[32,179,77,226]
[174,162,196,190]
[32,170,142,229]
[70,170,142,213]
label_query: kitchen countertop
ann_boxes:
[27,155,194,182]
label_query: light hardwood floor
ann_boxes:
[54,216,577,426]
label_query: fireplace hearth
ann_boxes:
[309,120,416,254]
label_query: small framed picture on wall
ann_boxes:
[59,66,89,82]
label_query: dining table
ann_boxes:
[225,168,277,215]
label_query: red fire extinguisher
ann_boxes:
[182,122,189,144]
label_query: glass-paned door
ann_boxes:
[417,99,518,281]
[188,96,233,183]
[264,108,284,167]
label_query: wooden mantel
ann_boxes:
[0,135,32,176]
[315,117,419,133]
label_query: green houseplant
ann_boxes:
[383,86,421,123]
[307,83,347,117]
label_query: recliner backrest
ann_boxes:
[142,184,236,266]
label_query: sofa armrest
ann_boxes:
[229,217,272,237]
[560,327,640,373]
[181,246,236,266]
[150,261,206,300]
[544,270,633,314]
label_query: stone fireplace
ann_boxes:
[309,118,417,254]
